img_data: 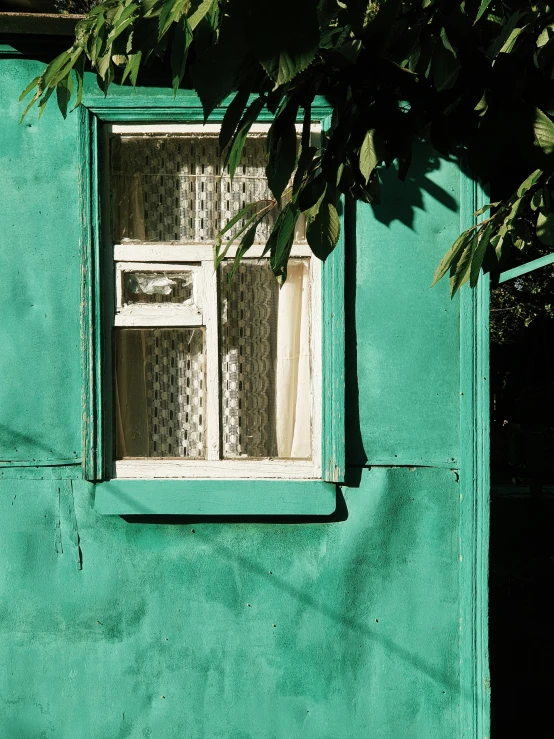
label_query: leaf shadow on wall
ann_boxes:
[370,150,459,231]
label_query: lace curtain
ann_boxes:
[112,135,282,243]
[115,329,206,458]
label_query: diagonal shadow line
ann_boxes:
[205,537,465,696]
[0,423,73,462]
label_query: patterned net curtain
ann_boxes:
[115,329,206,459]
[220,259,312,459]
[220,261,279,458]
[112,135,282,243]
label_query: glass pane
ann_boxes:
[111,135,296,244]
[220,260,312,459]
[122,271,194,305]
[115,328,205,459]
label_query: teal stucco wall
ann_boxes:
[1,52,467,738]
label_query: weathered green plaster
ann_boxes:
[351,149,461,468]
[0,58,81,465]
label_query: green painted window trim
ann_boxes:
[498,251,554,283]
[95,479,336,516]
[459,171,491,739]
[78,93,344,516]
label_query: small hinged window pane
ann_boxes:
[122,270,194,305]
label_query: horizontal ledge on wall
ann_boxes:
[94,479,337,516]
[361,459,458,469]
[83,95,332,122]
[0,458,81,468]
[0,13,84,36]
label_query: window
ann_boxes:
[106,124,321,480]
[81,98,343,515]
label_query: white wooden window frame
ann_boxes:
[107,123,322,481]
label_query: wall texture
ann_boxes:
[1,51,467,739]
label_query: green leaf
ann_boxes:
[96,52,112,81]
[253,0,319,88]
[432,28,460,91]
[536,24,554,48]
[219,88,250,152]
[306,198,340,261]
[517,169,543,197]
[170,15,192,95]
[488,11,525,58]
[121,50,142,86]
[113,2,138,28]
[225,95,266,179]
[474,91,488,117]
[41,50,73,89]
[188,0,217,30]
[108,12,138,45]
[73,53,85,109]
[228,218,263,281]
[266,100,299,202]
[537,211,554,246]
[266,127,298,203]
[158,0,186,39]
[261,48,317,88]
[19,89,42,123]
[292,106,316,200]
[214,202,271,264]
[531,189,544,211]
[191,17,247,120]
[474,202,500,216]
[534,109,554,156]
[19,76,40,102]
[56,73,74,119]
[431,229,473,287]
[292,145,317,201]
[216,208,267,265]
[298,175,327,216]
[474,0,493,24]
[449,233,476,297]
[37,87,55,120]
[498,26,526,55]
[359,129,379,183]
[470,222,494,287]
[269,203,300,283]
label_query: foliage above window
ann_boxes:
[21,0,554,294]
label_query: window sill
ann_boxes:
[94,479,337,516]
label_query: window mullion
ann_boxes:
[203,259,220,461]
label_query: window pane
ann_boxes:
[115,328,205,459]
[220,260,312,459]
[111,135,291,244]
[122,271,194,305]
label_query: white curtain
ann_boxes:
[276,261,311,458]
[114,172,146,241]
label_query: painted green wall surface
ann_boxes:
[0,51,485,738]
[350,151,461,469]
[0,58,81,466]
[0,469,460,739]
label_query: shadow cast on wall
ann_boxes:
[370,150,459,231]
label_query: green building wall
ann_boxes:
[1,52,474,738]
